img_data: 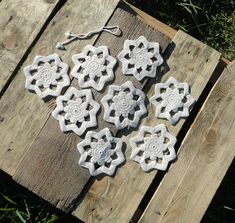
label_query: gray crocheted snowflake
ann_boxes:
[24,54,70,98]
[150,77,195,125]
[130,124,176,171]
[52,87,100,136]
[118,36,163,81]
[78,128,125,176]
[101,81,147,130]
[71,45,117,91]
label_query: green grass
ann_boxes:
[128,0,235,60]
[0,171,80,223]
[0,1,234,223]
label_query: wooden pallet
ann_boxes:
[0,1,234,223]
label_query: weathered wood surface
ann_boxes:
[139,62,235,223]
[0,0,119,176]
[72,31,221,222]
[13,5,171,211]
[0,0,60,94]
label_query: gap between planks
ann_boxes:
[139,61,235,223]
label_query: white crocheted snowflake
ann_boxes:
[24,54,70,98]
[118,36,163,81]
[150,77,195,125]
[52,87,100,136]
[101,81,147,130]
[71,45,117,91]
[78,128,125,176]
[130,124,177,171]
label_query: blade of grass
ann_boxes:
[16,210,26,223]
[0,207,16,212]
[2,194,17,205]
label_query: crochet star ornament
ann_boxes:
[24,54,70,98]
[78,128,125,176]
[150,77,195,125]
[118,36,163,81]
[130,124,177,171]
[52,87,100,136]
[71,45,117,91]
[101,81,147,130]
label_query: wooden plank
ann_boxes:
[139,61,235,223]
[0,0,119,176]
[0,0,60,94]
[72,30,221,222]
[13,4,171,211]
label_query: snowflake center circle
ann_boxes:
[119,98,131,112]
[95,147,106,158]
[145,136,163,157]
[89,61,100,71]
[92,140,111,162]
[71,106,81,115]
[165,90,181,110]
[65,100,86,123]
[37,66,56,84]
[136,54,144,61]
[133,49,149,66]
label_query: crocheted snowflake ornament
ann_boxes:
[78,128,125,176]
[150,77,195,125]
[118,36,163,81]
[24,54,70,98]
[71,45,117,91]
[101,81,147,130]
[130,124,176,171]
[52,87,100,136]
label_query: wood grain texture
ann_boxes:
[13,5,170,211]
[72,30,221,223]
[139,62,235,223]
[0,0,59,94]
[0,0,119,176]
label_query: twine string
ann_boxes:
[56,25,121,50]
